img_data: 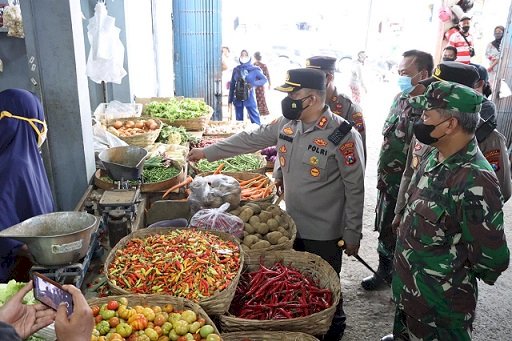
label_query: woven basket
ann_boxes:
[221,331,320,341]
[104,227,244,316]
[146,106,213,131]
[198,172,276,204]
[107,117,162,147]
[237,202,297,255]
[219,250,342,336]
[87,294,220,335]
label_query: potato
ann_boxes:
[258,210,272,223]
[251,240,271,249]
[243,203,261,214]
[239,208,254,223]
[255,233,263,239]
[135,121,145,129]
[255,223,269,235]
[267,218,279,231]
[113,120,123,129]
[277,236,290,245]
[145,119,157,128]
[244,223,255,234]
[149,122,159,130]
[241,244,250,253]
[243,230,249,238]
[124,120,135,128]
[249,215,260,226]
[243,235,260,247]
[266,231,283,245]
[278,227,290,238]
[230,208,242,216]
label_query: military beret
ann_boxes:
[409,81,483,113]
[470,63,489,82]
[420,61,479,88]
[275,68,326,92]
[305,56,337,71]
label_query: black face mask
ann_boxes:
[413,117,451,145]
[461,26,470,33]
[442,56,456,62]
[281,95,311,120]
[494,32,503,40]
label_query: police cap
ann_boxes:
[420,61,479,88]
[275,68,326,92]
[470,63,489,82]
[305,56,337,72]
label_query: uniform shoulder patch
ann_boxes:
[328,121,353,145]
[484,149,501,171]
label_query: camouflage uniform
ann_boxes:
[392,82,510,340]
[376,93,418,257]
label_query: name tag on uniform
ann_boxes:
[279,133,293,143]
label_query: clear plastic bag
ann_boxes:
[190,203,244,238]
[188,174,241,214]
[3,0,24,38]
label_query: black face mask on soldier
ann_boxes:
[281,95,312,120]
[413,117,451,145]
[461,26,470,33]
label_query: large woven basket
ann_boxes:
[188,153,267,176]
[107,117,162,147]
[104,227,244,316]
[88,294,220,335]
[236,202,297,256]
[219,250,341,336]
[221,331,320,341]
[198,172,276,204]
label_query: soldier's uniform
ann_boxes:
[392,82,509,340]
[202,68,365,341]
[306,56,366,155]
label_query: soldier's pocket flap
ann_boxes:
[412,200,447,224]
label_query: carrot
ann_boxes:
[238,175,265,186]
[162,176,193,199]
[213,163,225,175]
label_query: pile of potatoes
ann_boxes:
[107,119,160,138]
[229,202,294,252]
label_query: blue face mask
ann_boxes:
[397,75,414,94]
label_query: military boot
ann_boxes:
[361,254,393,290]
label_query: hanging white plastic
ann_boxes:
[86,2,127,84]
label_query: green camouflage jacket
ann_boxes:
[377,93,418,197]
[392,139,509,328]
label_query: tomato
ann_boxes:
[96,320,111,336]
[181,310,196,324]
[157,336,170,341]
[144,327,159,341]
[116,322,133,337]
[199,325,214,338]
[106,332,124,341]
[161,322,173,335]
[109,317,120,328]
[173,320,189,336]
[151,305,162,314]
[91,305,101,317]
[142,307,156,321]
[162,304,174,313]
[107,300,120,311]
[153,313,167,327]
[188,321,201,334]
[134,306,145,314]
[206,335,221,341]
[95,314,104,324]
[129,314,148,331]
[153,326,163,336]
[118,305,136,320]
[196,317,205,327]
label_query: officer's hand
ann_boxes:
[344,244,359,256]
[392,214,401,234]
[275,178,284,196]
[187,148,206,162]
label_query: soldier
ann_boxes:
[394,62,511,229]
[305,56,366,155]
[361,50,433,291]
[385,81,509,341]
[188,68,365,341]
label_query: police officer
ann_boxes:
[388,81,509,341]
[188,68,365,341]
[394,62,511,228]
[306,56,366,155]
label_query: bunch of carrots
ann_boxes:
[162,163,274,201]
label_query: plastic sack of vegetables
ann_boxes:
[190,203,244,238]
[188,174,241,214]
[3,0,24,38]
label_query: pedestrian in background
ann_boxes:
[253,51,271,116]
[228,50,268,125]
[389,81,509,341]
[442,45,458,61]
[350,51,367,104]
[485,25,505,88]
[447,16,475,64]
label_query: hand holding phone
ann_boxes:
[32,272,74,316]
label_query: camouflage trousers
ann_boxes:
[375,190,397,258]
[393,307,472,341]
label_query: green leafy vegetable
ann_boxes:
[157,124,199,145]
[195,154,265,172]
[0,280,36,305]
[144,98,211,121]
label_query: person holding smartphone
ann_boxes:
[0,281,93,341]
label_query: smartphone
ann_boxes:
[32,272,73,316]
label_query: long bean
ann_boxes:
[196,154,264,172]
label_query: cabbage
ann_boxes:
[0,280,36,305]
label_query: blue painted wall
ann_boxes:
[0,25,31,91]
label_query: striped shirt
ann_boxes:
[448,31,474,64]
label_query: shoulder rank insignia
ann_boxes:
[316,116,328,129]
[328,121,353,145]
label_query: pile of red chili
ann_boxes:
[230,262,332,320]
[107,229,240,301]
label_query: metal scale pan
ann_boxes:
[98,146,148,182]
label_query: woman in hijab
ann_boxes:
[0,89,54,282]
[485,25,505,87]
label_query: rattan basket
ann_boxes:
[107,117,162,147]
[104,227,244,316]
[219,250,342,336]
[235,202,297,255]
[221,331,320,341]
[87,294,221,335]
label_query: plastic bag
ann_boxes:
[190,203,244,238]
[104,100,140,120]
[3,0,24,38]
[188,174,241,214]
[499,79,512,99]
[93,123,128,155]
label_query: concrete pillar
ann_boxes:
[20,0,95,211]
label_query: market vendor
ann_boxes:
[0,89,55,282]
[188,68,365,341]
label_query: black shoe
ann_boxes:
[361,254,393,291]
[381,334,394,341]
[320,329,344,341]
